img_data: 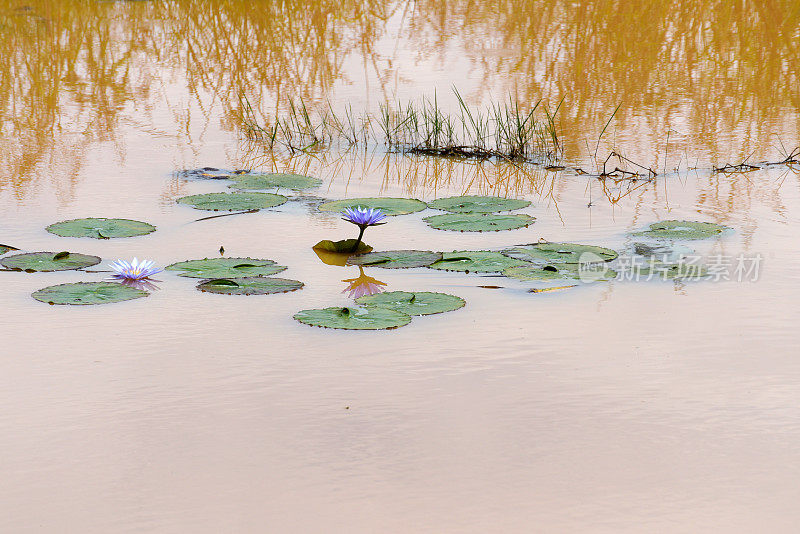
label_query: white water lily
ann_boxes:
[108,257,162,281]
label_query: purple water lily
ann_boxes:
[108,258,162,281]
[341,207,387,252]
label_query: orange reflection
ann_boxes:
[342,266,387,299]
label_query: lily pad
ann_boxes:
[428,195,531,213]
[178,168,248,180]
[293,306,412,330]
[503,242,618,264]
[356,291,465,316]
[633,220,728,240]
[32,282,149,305]
[46,218,156,239]
[165,257,286,278]
[623,261,709,280]
[318,197,427,216]
[230,173,322,191]
[313,240,373,254]
[347,250,442,269]
[176,192,287,211]
[196,277,303,295]
[424,213,534,232]
[428,251,530,273]
[504,263,617,283]
[0,244,16,255]
[1,251,101,272]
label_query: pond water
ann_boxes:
[1,1,799,532]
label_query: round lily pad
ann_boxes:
[424,213,534,232]
[230,173,322,191]
[293,306,412,330]
[503,264,617,283]
[503,242,618,264]
[176,192,287,211]
[633,220,728,240]
[0,251,101,272]
[355,291,465,316]
[347,250,443,269]
[428,251,530,273]
[32,282,149,305]
[46,218,156,239]
[428,195,531,213]
[318,197,427,216]
[196,277,303,295]
[165,257,286,278]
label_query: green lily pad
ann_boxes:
[0,244,16,255]
[504,264,617,283]
[633,220,728,240]
[424,213,534,232]
[428,251,530,273]
[355,291,465,316]
[313,240,373,254]
[178,167,245,180]
[0,251,101,272]
[623,261,709,280]
[318,197,427,216]
[196,277,303,295]
[428,195,531,213]
[32,282,149,305]
[176,192,287,211]
[503,242,618,264]
[46,218,156,239]
[230,173,322,191]
[165,257,286,278]
[347,250,442,269]
[293,306,412,330]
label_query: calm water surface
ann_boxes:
[1,1,800,532]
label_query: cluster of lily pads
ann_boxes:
[0,166,731,331]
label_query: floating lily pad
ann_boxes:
[428,251,530,273]
[176,192,287,211]
[428,195,531,213]
[178,167,248,180]
[632,242,694,262]
[196,277,303,295]
[313,240,373,254]
[0,244,16,255]
[165,257,286,278]
[32,282,149,305]
[318,197,427,216]
[347,250,442,269]
[0,251,101,272]
[356,291,465,316]
[230,173,322,191]
[504,263,617,283]
[503,242,618,264]
[46,218,156,239]
[424,213,534,232]
[293,306,412,330]
[623,261,709,280]
[633,220,728,240]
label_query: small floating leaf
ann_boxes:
[347,250,442,269]
[32,282,148,305]
[178,167,239,180]
[318,197,427,216]
[230,173,322,191]
[176,192,287,211]
[293,306,412,330]
[633,220,728,240]
[313,239,373,254]
[428,251,530,273]
[356,291,465,316]
[196,276,303,295]
[1,252,101,272]
[424,213,534,232]
[428,195,531,213]
[503,242,618,264]
[165,257,286,278]
[46,218,156,239]
[0,244,18,255]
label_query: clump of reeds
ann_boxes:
[235,89,563,163]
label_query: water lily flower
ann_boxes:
[108,257,162,281]
[341,207,387,252]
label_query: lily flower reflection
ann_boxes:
[342,267,387,299]
[341,206,386,252]
[108,258,162,281]
[115,278,161,291]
